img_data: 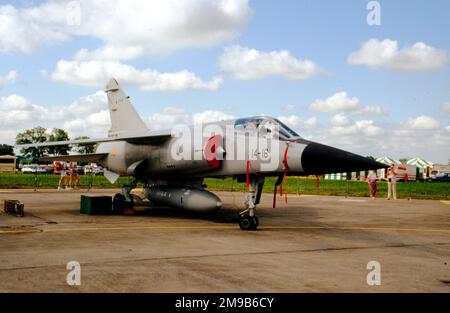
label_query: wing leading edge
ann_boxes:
[15,130,172,149]
[38,153,109,163]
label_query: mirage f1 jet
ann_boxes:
[18,78,385,230]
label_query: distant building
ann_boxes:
[430,164,450,176]
[0,155,16,172]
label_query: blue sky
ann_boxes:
[0,0,449,163]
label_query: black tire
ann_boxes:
[125,195,135,209]
[252,216,259,228]
[239,214,258,231]
[112,193,125,215]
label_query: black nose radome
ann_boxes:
[301,142,387,175]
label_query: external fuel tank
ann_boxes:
[145,186,222,212]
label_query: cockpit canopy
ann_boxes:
[234,116,300,140]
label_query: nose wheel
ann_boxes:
[239,213,259,231]
[238,175,264,231]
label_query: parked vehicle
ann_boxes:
[21,164,46,174]
[84,165,93,175]
[92,166,104,175]
[427,173,450,182]
[73,165,85,175]
[40,165,54,174]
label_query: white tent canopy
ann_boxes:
[406,158,433,169]
[376,157,401,165]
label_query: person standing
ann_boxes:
[57,162,68,190]
[366,170,378,199]
[68,162,80,190]
[386,164,398,200]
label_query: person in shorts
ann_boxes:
[58,163,68,190]
[69,162,80,189]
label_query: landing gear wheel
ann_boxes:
[239,214,258,231]
[112,193,125,215]
[112,193,126,215]
[253,215,259,228]
[113,193,135,215]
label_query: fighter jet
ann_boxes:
[18,78,385,230]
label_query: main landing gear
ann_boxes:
[238,176,264,231]
[112,179,137,214]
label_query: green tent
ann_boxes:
[376,157,401,165]
[406,158,433,169]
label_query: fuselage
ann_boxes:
[95,115,383,182]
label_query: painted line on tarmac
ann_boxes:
[1,224,450,234]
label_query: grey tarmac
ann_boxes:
[0,189,449,292]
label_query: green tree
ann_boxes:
[15,126,47,157]
[74,136,95,154]
[47,128,70,155]
[399,158,409,164]
[0,144,14,155]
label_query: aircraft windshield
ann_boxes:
[234,116,300,139]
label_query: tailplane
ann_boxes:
[105,78,148,137]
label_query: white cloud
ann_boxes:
[68,91,107,114]
[193,110,235,124]
[0,4,68,53]
[0,94,30,110]
[0,94,68,127]
[309,91,360,113]
[0,0,250,57]
[309,91,388,117]
[330,113,351,126]
[0,91,239,144]
[352,105,388,116]
[406,115,440,130]
[330,120,381,137]
[147,107,190,130]
[348,39,449,71]
[0,92,109,142]
[273,112,450,163]
[0,70,17,89]
[50,60,223,91]
[219,45,326,80]
[277,115,318,131]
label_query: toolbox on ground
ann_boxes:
[80,195,112,215]
[3,200,25,217]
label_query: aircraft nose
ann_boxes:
[300,142,386,175]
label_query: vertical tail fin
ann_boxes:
[105,78,148,137]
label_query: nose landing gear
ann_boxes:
[238,176,264,231]
[238,213,259,230]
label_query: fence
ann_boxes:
[0,172,133,190]
[205,177,449,200]
[0,172,448,200]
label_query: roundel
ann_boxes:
[204,134,223,169]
